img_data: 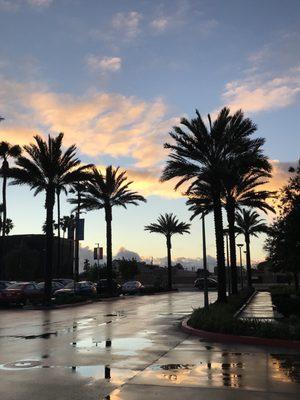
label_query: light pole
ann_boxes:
[237,243,244,289]
[202,213,209,310]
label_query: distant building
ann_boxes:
[1,234,74,281]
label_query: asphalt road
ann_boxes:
[0,291,299,400]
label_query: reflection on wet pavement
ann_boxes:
[271,354,300,383]
[1,291,300,400]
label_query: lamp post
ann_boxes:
[202,213,209,310]
[237,243,244,289]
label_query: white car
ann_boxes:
[122,281,144,294]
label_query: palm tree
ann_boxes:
[9,133,89,303]
[161,108,261,302]
[235,209,268,287]
[71,166,146,294]
[223,165,274,294]
[145,213,190,290]
[60,215,75,268]
[0,142,22,237]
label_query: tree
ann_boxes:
[9,133,88,304]
[161,108,262,302]
[118,258,139,281]
[0,142,22,237]
[265,160,300,291]
[265,207,300,291]
[145,213,190,290]
[72,166,146,295]
[236,209,268,287]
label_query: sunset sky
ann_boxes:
[0,0,299,268]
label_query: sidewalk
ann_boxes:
[239,291,282,320]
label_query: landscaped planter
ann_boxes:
[182,317,300,349]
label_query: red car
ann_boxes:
[0,282,43,306]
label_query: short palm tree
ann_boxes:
[73,166,146,294]
[235,209,269,287]
[145,213,190,290]
[9,133,88,303]
[0,142,22,237]
[161,108,261,302]
[223,165,274,294]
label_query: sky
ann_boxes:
[0,0,299,269]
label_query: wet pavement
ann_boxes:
[239,291,282,320]
[0,291,299,399]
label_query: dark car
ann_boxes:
[0,282,43,306]
[96,279,121,296]
[52,278,74,286]
[54,281,96,298]
[194,278,218,290]
[36,281,64,295]
[122,280,144,295]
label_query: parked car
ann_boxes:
[0,282,43,306]
[36,281,64,294]
[122,281,144,295]
[52,278,74,286]
[54,281,96,298]
[0,281,14,291]
[96,279,121,296]
[194,278,218,290]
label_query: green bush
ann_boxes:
[270,286,300,317]
[188,289,300,341]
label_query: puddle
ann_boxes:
[72,337,152,355]
[271,354,300,383]
[0,360,42,370]
[148,362,245,388]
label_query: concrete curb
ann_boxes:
[181,317,300,349]
[233,290,257,318]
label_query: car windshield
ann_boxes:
[64,282,75,289]
[7,283,25,289]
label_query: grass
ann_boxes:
[188,288,300,341]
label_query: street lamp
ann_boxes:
[237,243,244,289]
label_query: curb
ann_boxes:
[181,318,300,350]
[24,300,93,311]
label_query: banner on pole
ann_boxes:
[77,219,85,241]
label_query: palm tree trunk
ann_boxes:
[213,194,227,303]
[74,191,80,282]
[105,205,113,295]
[56,190,61,275]
[166,234,172,290]
[61,230,65,268]
[202,214,209,310]
[2,159,8,238]
[293,271,299,292]
[44,187,55,305]
[226,202,238,294]
[245,234,252,288]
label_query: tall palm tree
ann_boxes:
[0,142,22,237]
[9,133,88,303]
[72,166,146,294]
[161,108,260,302]
[145,213,190,290]
[235,209,268,287]
[60,215,75,268]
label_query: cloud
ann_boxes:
[86,55,122,73]
[27,0,53,7]
[222,72,300,113]
[112,11,142,39]
[151,18,169,32]
[115,247,141,261]
[0,0,53,10]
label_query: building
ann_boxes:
[1,234,74,281]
